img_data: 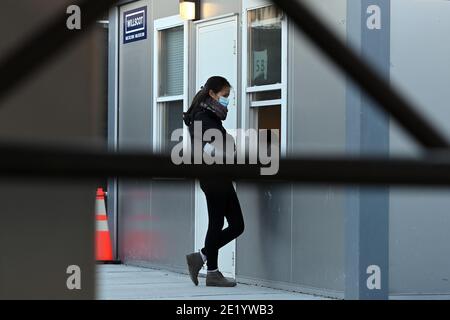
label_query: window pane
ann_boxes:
[256,105,281,154]
[248,6,282,87]
[162,101,183,153]
[251,89,281,101]
[159,26,184,97]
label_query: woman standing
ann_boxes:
[184,76,245,287]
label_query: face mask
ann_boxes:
[218,96,230,108]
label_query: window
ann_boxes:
[153,16,188,154]
[159,26,184,97]
[242,1,287,156]
[256,105,281,153]
[248,6,283,87]
[161,101,184,152]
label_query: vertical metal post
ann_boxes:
[345,0,390,300]
[107,6,119,261]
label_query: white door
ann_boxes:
[195,15,238,278]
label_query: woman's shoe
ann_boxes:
[206,270,237,287]
[186,252,204,286]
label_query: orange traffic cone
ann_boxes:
[95,188,113,262]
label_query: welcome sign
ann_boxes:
[123,6,147,44]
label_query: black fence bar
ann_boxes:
[270,0,449,149]
[1,142,450,187]
[0,0,118,103]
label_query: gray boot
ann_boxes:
[186,252,205,286]
[206,270,237,287]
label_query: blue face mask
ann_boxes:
[218,96,230,108]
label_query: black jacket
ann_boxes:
[187,104,235,161]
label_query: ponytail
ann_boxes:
[183,86,208,126]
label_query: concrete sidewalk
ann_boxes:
[96,264,326,300]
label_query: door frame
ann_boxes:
[193,14,239,277]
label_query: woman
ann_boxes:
[184,76,245,287]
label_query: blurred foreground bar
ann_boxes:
[0,1,106,299]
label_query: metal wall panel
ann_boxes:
[108,6,119,261]
[237,182,292,283]
[119,180,194,271]
[291,186,345,294]
[147,180,194,270]
[201,0,241,19]
[152,0,179,20]
[389,0,450,296]
[344,0,390,299]
[118,0,152,150]
[289,0,347,296]
[118,181,152,261]
[117,0,154,264]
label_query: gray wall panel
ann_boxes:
[118,0,152,150]
[152,0,179,20]
[345,0,390,299]
[152,0,241,22]
[108,7,119,260]
[236,0,347,294]
[389,0,450,296]
[202,0,241,19]
[289,0,347,155]
[118,181,152,261]
[119,180,195,269]
[390,188,450,294]
[237,182,292,283]
[390,0,450,157]
[292,186,345,292]
[148,180,195,268]
[288,0,347,295]
[117,0,154,264]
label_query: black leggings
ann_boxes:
[199,179,245,271]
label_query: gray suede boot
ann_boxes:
[206,270,237,287]
[186,252,205,286]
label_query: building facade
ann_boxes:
[108,0,450,299]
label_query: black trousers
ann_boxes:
[199,178,245,271]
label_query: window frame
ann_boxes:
[152,15,189,153]
[242,0,288,157]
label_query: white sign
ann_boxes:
[253,49,268,82]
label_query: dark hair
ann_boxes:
[183,76,231,126]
